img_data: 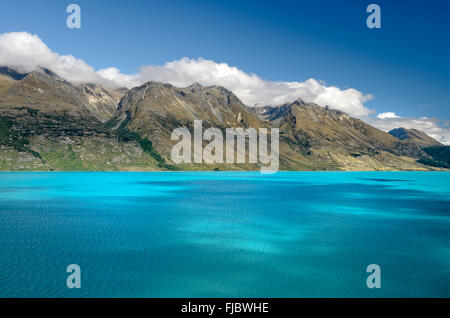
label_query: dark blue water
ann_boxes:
[0,172,449,297]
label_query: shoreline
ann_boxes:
[0,170,448,173]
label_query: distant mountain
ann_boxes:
[257,100,399,150]
[254,100,438,170]
[387,127,443,159]
[388,127,442,147]
[0,65,446,171]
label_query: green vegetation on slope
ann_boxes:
[0,116,42,160]
[111,115,177,170]
[417,146,450,168]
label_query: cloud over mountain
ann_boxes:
[368,116,450,145]
[0,32,112,85]
[137,58,374,117]
[0,32,372,117]
[1,31,449,143]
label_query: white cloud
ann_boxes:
[137,57,374,117]
[96,67,140,88]
[368,116,450,145]
[376,112,400,119]
[0,32,115,86]
[0,32,373,117]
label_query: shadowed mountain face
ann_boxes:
[0,65,446,171]
[416,146,450,168]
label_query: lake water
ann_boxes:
[0,172,449,297]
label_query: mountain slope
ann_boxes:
[0,66,445,171]
[417,145,450,168]
[257,100,399,150]
[0,66,124,122]
[111,84,439,171]
[254,100,440,171]
[107,81,270,170]
[0,67,162,171]
[389,127,442,147]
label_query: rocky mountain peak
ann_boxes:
[187,82,203,90]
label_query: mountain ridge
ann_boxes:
[388,127,442,147]
[0,65,445,171]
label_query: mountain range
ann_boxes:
[0,66,447,171]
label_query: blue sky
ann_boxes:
[0,0,449,121]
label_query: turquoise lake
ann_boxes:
[0,171,449,297]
